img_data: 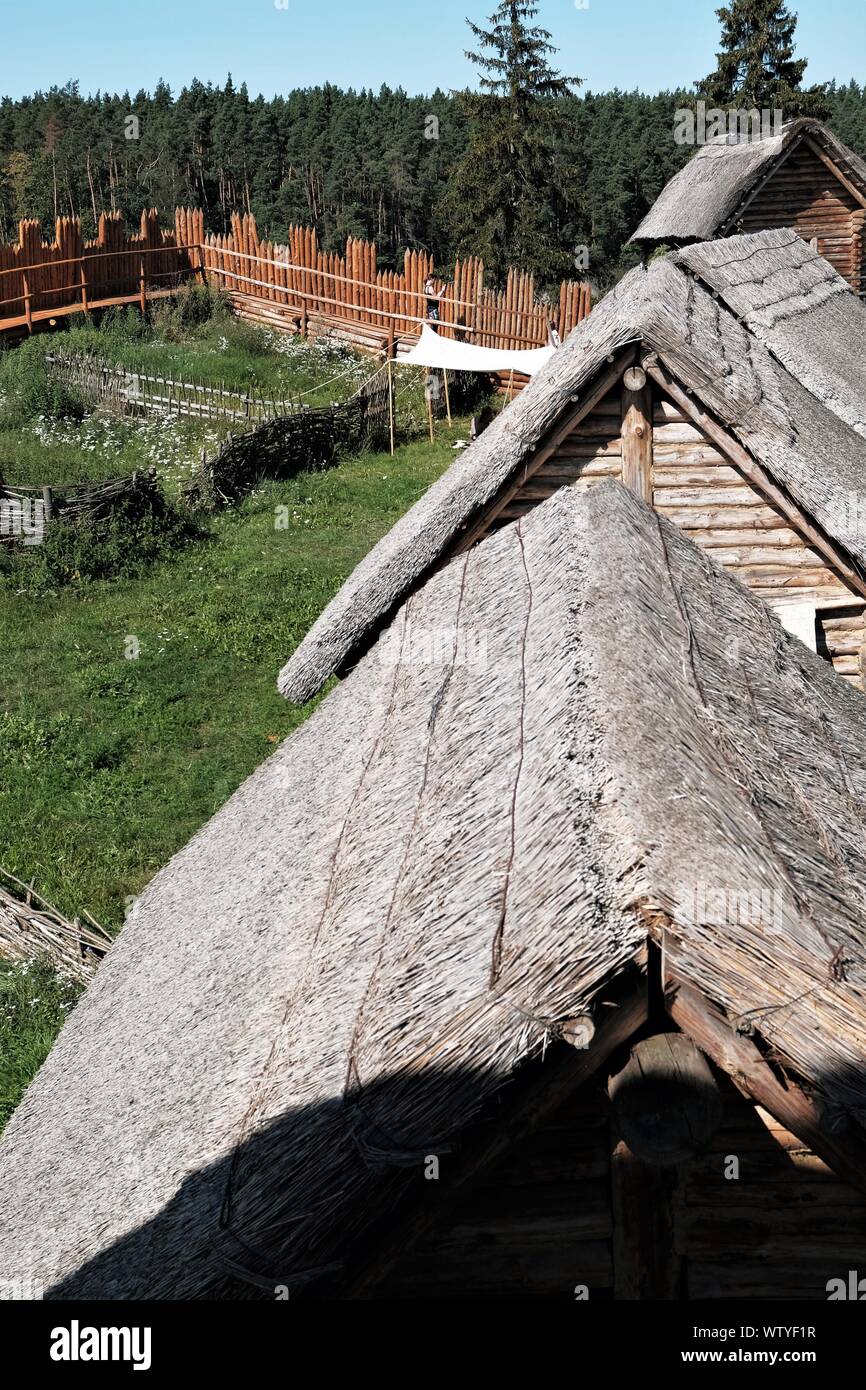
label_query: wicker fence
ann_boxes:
[0,470,161,546]
[185,366,392,508]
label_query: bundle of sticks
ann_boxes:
[0,869,111,982]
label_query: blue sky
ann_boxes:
[1,0,863,101]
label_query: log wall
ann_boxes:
[376,1067,866,1301]
[733,137,866,295]
[478,380,866,689]
[376,1083,614,1300]
[681,1088,866,1300]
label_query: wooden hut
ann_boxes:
[630,118,866,297]
[2,482,866,1300]
[281,230,866,700]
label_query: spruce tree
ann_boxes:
[444,1,581,286]
[701,0,830,118]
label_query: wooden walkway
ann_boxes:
[0,286,180,338]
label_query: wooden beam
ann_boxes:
[667,978,866,1200]
[805,135,866,213]
[343,982,648,1298]
[611,1131,684,1300]
[448,348,637,557]
[609,1032,722,1165]
[645,358,866,602]
[621,365,653,503]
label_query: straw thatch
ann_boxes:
[630,119,866,245]
[674,229,866,437]
[279,238,866,705]
[2,481,866,1300]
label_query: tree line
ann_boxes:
[0,0,864,292]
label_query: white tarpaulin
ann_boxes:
[776,600,817,652]
[402,324,556,376]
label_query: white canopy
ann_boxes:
[402,324,556,376]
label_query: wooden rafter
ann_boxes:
[804,136,866,213]
[721,132,805,236]
[667,978,866,1200]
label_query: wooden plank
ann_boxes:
[691,526,804,549]
[659,504,788,531]
[652,457,742,481]
[380,1239,612,1299]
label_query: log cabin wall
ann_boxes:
[374,1069,866,1300]
[482,379,866,689]
[678,1082,866,1300]
[375,1083,615,1300]
[731,138,866,296]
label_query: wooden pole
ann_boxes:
[425,368,434,444]
[443,368,452,426]
[388,358,395,457]
[506,369,514,402]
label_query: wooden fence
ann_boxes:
[46,350,300,424]
[0,209,203,332]
[0,206,591,355]
[202,211,591,355]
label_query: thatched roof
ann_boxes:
[3,481,866,1299]
[630,118,866,245]
[279,239,866,704]
[674,229,866,437]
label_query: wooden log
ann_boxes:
[611,1134,684,1299]
[667,979,866,1200]
[620,367,653,503]
[609,1033,722,1165]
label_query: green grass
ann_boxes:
[0,433,457,932]
[0,291,388,492]
[0,410,232,492]
[36,291,375,402]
